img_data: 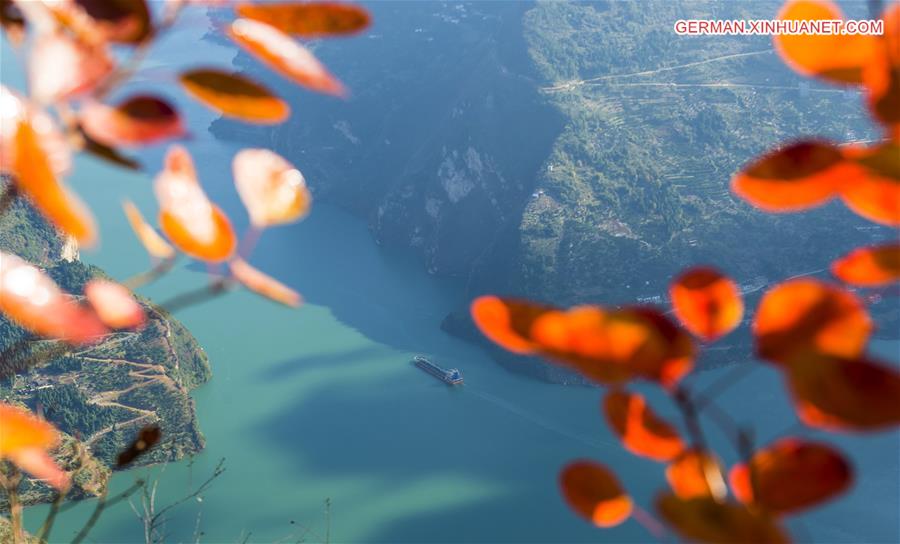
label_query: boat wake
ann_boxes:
[464,387,618,452]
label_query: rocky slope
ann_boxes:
[0,182,211,505]
[211,1,896,378]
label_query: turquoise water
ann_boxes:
[3,8,899,543]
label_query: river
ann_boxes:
[4,6,898,543]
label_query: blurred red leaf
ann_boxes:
[753,279,872,367]
[69,0,152,44]
[235,2,370,37]
[154,146,236,262]
[471,297,694,386]
[670,267,743,341]
[832,243,900,287]
[0,252,108,344]
[559,460,632,528]
[840,142,900,226]
[29,31,113,103]
[123,200,175,260]
[731,140,861,212]
[786,354,900,431]
[862,3,900,137]
[729,438,852,514]
[0,403,70,491]
[470,296,550,354]
[1,86,71,178]
[228,18,346,96]
[603,390,684,462]
[233,148,312,227]
[656,494,790,544]
[84,279,145,329]
[13,119,97,246]
[773,0,876,85]
[665,449,727,500]
[81,95,185,147]
[179,69,289,124]
[230,258,302,307]
[0,0,26,45]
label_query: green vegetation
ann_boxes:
[0,189,212,505]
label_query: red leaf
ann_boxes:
[29,31,113,103]
[84,279,145,330]
[179,69,289,124]
[80,95,185,147]
[786,355,900,432]
[729,438,852,514]
[12,119,97,246]
[559,460,632,528]
[840,142,900,226]
[656,494,790,544]
[731,140,862,212]
[603,390,684,462]
[670,267,743,341]
[773,0,876,85]
[233,148,312,227]
[665,449,727,500]
[0,252,108,344]
[832,243,900,286]
[229,19,346,96]
[154,146,236,262]
[235,2,371,37]
[753,279,872,367]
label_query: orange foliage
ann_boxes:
[84,279,146,330]
[0,251,108,344]
[559,461,632,528]
[13,120,97,246]
[229,18,346,96]
[731,140,861,212]
[154,146,237,262]
[753,279,872,366]
[0,403,69,491]
[235,2,371,37]
[80,95,185,147]
[840,142,900,226]
[233,148,312,228]
[774,0,876,85]
[786,355,900,431]
[603,390,684,462]
[670,267,743,341]
[179,69,290,124]
[831,243,900,286]
[471,297,695,387]
[729,438,852,514]
[656,494,789,544]
[665,449,726,500]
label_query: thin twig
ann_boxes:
[35,490,66,543]
[123,257,178,291]
[674,385,708,451]
[0,464,25,544]
[70,479,145,543]
[156,279,232,313]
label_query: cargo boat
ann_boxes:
[413,355,463,385]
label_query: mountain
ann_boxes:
[210,1,895,377]
[0,180,211,506]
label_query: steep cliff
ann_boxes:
[0,181,211,505]
[211,1,895,377]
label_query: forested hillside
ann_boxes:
[0,180,211,505]
[211,1,895,375]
